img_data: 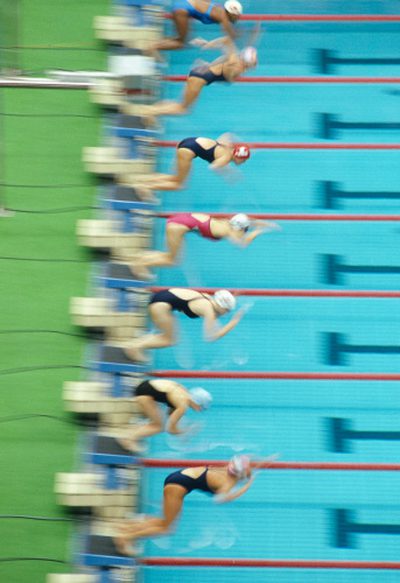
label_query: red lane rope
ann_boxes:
[150,287,400,298]
[141,557,400,569]
[164,75,400,84]
[164,13,400,22]
[150,371,400,380]
[142,459,400,471]
[155,212,400,221]
[157,140,400,150]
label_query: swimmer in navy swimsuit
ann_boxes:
[134,135,250,192]
[120,44,258,119]
[117,379,212,452]
[151,0,242,52]
[122,287,245,362]
[129,213,280,278]
[114,455,256,554]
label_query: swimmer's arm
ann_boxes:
[209,152,232,169]
[228,229,264,248]
[203,308,245,341]
[214,476,255,503]
[166,406,187,434]
[210,6,238,40]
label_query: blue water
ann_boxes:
[117,1,400,579]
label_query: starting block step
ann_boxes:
[92,345,147,374]
[112,114,157,139]
[83,147,154,176]
[81,534,135,567]
[76,219,149,250]
[70,297,143,328]
[63,381,137,414]
[103,185,156,211]
[99,262,150,289]
[88,434,139,465]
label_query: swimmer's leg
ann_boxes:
[152,10,189,51]
[117,396,164,451]
[133,224,187,273]
[123,304,176,361]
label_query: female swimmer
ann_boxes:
[131,213,280,277]
[114,454,254,554]
[123,287,244,362]
[153,0,242,51]
[130,136,251,192]
[121,46,258,118]
[118,379,212,452]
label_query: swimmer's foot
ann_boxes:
[113,535,136,557]
[128,263,153,280]
[116,436,145,454]
[122,345,149,363]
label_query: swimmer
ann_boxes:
[117,379,212,452]
[114,454,254,554]
[130,135,250,192]
[121,46,258,118]
[130,213,280,277]
[123,287,244,362]
[152,0,242,52]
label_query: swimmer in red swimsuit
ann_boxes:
[130,212,280,278]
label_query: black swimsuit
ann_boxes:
[177,137,221,164]
[188,66,227,86]
[149,289,210,319]
[135,379,176,409]
[164,468,215,495]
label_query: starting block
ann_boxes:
[92,345,147,375]
[55,471,137,510]
[76,219,150,250]
[89,78,125,107]
[46,575,98,583]
[98,262,150,291]
[87,433,140,466]
[111,114,157,139]
[82,146,154,176]
[63,381,138,414]
[70,297,145,330]
[94,16,162,51]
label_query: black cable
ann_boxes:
[0,113,96,118]
[0,515,74,522]
[0,329,100,339]
[0,557,68,564]
[0,256,88,263]
[0,183,91,188]
[0,413,98,428]
[7,205,99,214]
[0,364,87,376]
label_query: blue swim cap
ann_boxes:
[189,387,213,410]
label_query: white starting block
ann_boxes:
[47,576,98,583]
[94,16,162,50]
[88,78,125,107]
[76,219,150,250]
[70,297,145,330]
[83,146,155,176]
[55,472,137,509]
[63,381,138,415]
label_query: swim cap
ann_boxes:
[229,213,251,231]
[189,387,213,410]
[224,0,243,15]
[213,290,236,312]
[228,455,251,479]
[241,46,258,68]
[232,144,250,160]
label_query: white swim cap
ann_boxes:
[189,387,212,410]
[241,46,258,68]
[213,289,236,312]
[229,213,251,231]
[224,0,243,15]
[228,455,251,479]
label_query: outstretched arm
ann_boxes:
[202,308,245,341]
